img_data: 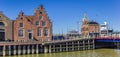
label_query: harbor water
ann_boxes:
[6,49,120,57]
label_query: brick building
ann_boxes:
[81,15,100,38]
[14,5,52,42]
[0,12,13,41]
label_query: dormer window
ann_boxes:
[39,16,43,20]
[20,23,23,28]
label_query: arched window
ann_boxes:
[0,22,5,26]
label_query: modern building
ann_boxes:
[81,15,100,38]
[100,22,113,37]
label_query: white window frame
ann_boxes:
[19,22,24,28]
[28,30,33,40]
[39,16,43,20]
[36,21,40,26]
[18,29,24,38]
[44,28,49,37]
[42,21,46,27]
[38,28,42,37]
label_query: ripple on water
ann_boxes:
[5,49,120,57]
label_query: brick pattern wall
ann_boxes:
[33,5,52,41]
[0,13,13,41]
[14,13,34,42]
[81,19,100,37]
[14,5,52,42]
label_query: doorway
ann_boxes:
[28,30,33,39]
[0,29,5,41]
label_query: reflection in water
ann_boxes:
[6,49,120,57]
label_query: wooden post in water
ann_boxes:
[18,45,21,55]
[93,39,95,49]
[78,41,80,50]
[9,45,11,55]
[14,45,16,55]
[44,46,48,53]
[23,45,26,54]
[83,40,85,50]
[27,45,30,54]
[72,42,74,51]
[88,40,90,49]
[36,44,39,54]
[32,45,34,54]
[3,46,6,56]
[60,44,62,52]
[66,42,68,51]
[49,45,51,53]
[53,45,55,52]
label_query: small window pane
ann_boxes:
[18,30,23,37]
[39,16,43,20]
[44,29,48,36]
[0,22,5,26]
[28,30,32,32]
[40,11,42,14]
[0,16,2,20]
[36,21,39,26]
[38,28,41,36]
[42,21,46,26]
[20,23,23,27]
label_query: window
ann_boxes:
[0,22,5,26]
[39,16,43,20]
[28,30,32,32]
[44,28,48,36]
[28,30,33,39]
[0,16,1,20]
[42,21,46,26]
[37,28,41,36]
[40,11,42,14]
[36,21,39,26]
[18,29,23,37]
[20,23,23,27]
[20,17,23,20]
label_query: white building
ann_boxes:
[100,22,113,37]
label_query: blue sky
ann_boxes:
[0,0,119,34]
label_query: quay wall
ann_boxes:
[0,38,95,56]
[43,38,95,53]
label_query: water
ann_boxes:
[6,49,120,57]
